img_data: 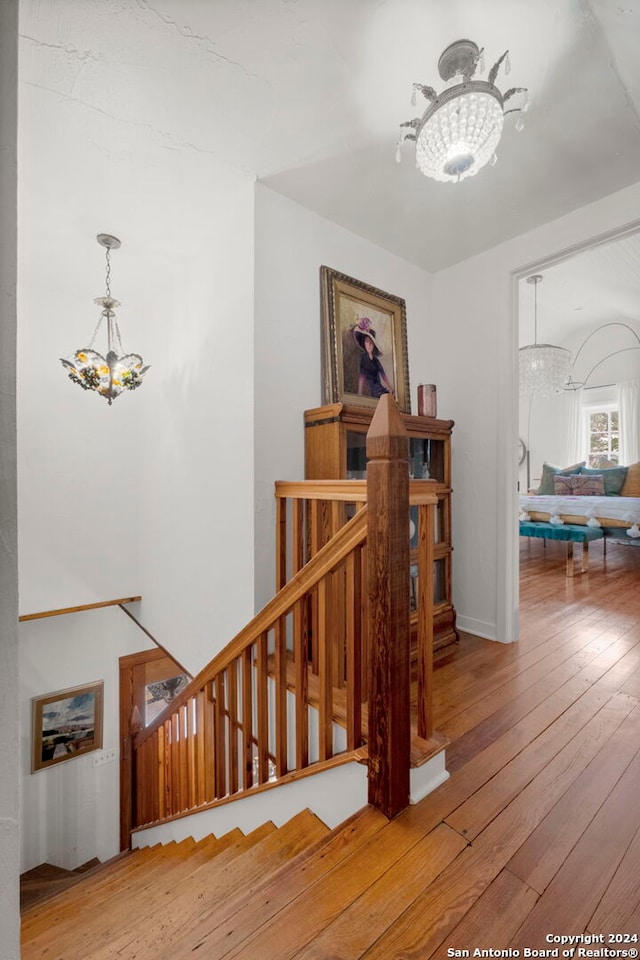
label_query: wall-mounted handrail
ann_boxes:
[19,595,142,622]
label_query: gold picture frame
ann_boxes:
[320,266,411,412]
[32,681,104,772]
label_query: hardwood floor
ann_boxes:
[187,538,640,959]
[385,536,640,957]
[20,537,640,958]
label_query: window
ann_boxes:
[584,404,619,465]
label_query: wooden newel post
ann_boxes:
[366,394,411,819]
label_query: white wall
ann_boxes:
[430,183,640,643]
[17,7,257,886]
[134,163,256,676]
[253,184,433,610]
[18,46,256,676]
[20,606,150,872]
[0,1,19,955]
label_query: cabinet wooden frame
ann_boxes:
[320,266,411,413]
[304,402,458,653]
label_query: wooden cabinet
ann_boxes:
[304,402,458,654]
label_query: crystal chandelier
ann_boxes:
[396,39,528,183]
[60,234,149,405]
[519,274,571,399]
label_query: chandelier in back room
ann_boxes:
[519,274,572,399]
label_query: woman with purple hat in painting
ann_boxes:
[353,317,394,399]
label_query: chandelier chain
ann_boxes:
[105,248,112,299]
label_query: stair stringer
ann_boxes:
[131,759,368,848]
[131,742,449,850]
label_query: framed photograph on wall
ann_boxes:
[32,681,104,772]
[320,266,411,412]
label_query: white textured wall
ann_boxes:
[135,163,255,676]
[18,28,256,675]
[19,607,150,872]
[17,0,256,888]
[0,1,19,956]
[431,183,640,643]
[253,185,432,610]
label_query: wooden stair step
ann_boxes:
[20,863,86,912]
[21,849,153,924]
[21,827,253,959]
[220,801,461,960]
[21,824,275,960]
[99,810,331,959]
[163,805,388,960]
[21,843,189,936]
[21,863,74,883]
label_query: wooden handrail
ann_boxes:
[135,507,368,748]
[130,400,440,833]
[19,596,142,622]
[275,478,438,506]
[276,480,367,502]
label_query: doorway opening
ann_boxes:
[119,648,191,850]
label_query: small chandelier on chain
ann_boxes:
[396,39,529,184]
[60,234,149,405]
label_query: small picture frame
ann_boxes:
[320,266,411,413]
[32,681,104,772]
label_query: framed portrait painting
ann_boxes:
[32,681,104,772]
[320,266,411,413]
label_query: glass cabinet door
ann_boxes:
[349,431,446,484]
[410,500,444,547]
[408,437,445,482]
[410,557,449,611]
[346,430,368,478]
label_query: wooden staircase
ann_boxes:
[21,809,330,959]
[20,400,449,958]
[19,858,102,911]
[20,800,468,960]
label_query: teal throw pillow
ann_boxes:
[580,465,628,496]
[537,461,586,496]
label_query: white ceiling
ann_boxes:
[19,0,640,274]
[520,231,640,346]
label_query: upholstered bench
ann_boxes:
[519,521,604,577]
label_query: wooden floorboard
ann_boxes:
[21,541,640,959]
[507,699,640,894]
[429,868,540,958]
[352,543,640,959]
[509,746,640,948]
